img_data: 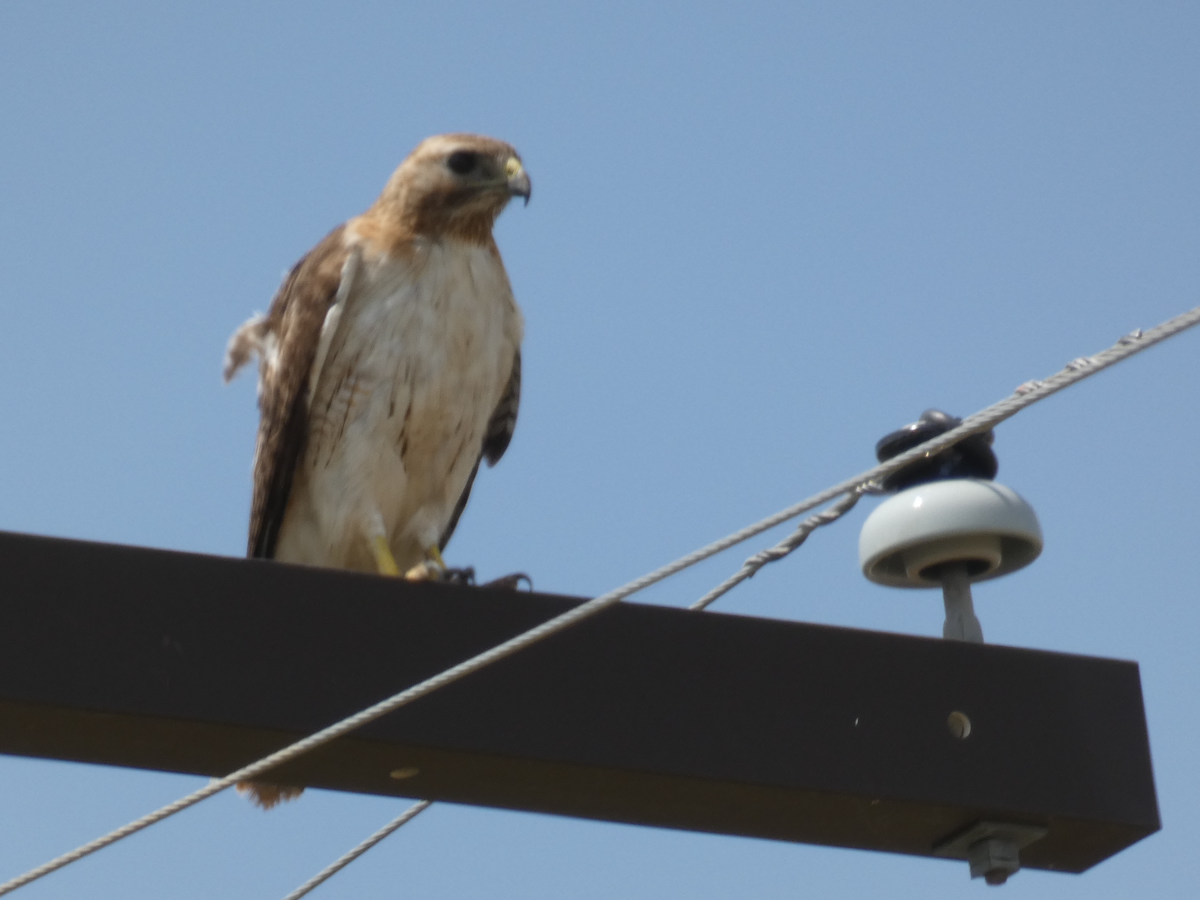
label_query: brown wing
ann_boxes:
[248,226,349,558]
[484,348,521,465]
[438,349,521,551]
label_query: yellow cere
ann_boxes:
[505,157,523,178]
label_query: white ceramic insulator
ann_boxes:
[858,479,1042,589]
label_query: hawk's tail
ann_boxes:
[236,780,305,810]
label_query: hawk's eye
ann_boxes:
[446,151,478,175]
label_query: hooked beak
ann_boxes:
[505,158,532,206]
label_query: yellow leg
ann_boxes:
[426,545,447,571]
[371,535,401,577]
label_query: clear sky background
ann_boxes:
[1,1,1198,897]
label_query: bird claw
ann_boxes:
[403,561,477,584]
[480,572,533,591]
[402,561,531,591]
[403,560,439,581]
[442,566,477,586]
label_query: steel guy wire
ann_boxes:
[278,800,431,900]
[2,303,1198,898]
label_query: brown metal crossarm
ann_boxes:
[0,530,1159,874]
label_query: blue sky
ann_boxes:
[1,1,1199,897]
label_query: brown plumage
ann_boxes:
[224,133,530,807]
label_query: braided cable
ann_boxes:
[279,800,432,900]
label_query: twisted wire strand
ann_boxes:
[279,800,431,900]
[2,304,1197,898]
[691,488,865,611]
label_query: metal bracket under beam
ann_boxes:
[0,530,1159,874]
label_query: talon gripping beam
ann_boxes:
[0,530,1158,875]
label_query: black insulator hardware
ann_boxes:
[874,409,998,492]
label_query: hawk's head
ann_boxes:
[375,133,531,245]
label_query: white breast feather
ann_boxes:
[272,238,522,573]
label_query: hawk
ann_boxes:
[224,133,530,806]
